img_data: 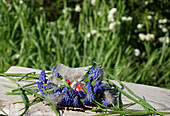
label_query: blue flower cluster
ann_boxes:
[54,86,85,107]
[51,66,62,78]
[36,68,85,107]
[82,80,108,106]
[36,66,112,108]
[88,66,101,81]
[36,70,53,95]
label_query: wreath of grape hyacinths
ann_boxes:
[36,65,114,108]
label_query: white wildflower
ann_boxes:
[75,4,81,12]
[158,25,163,29]
[67,7,72,11]
[16,54,20,59]
[19,0,23,4]
[86,33,91,38]
[109,8,117,14]
[97,11,102,17]
[121,16,127,21]
[145,1,148,5]
[62,7,72,14]
[62,9,66,14]
[134,49,140,56]
[139,33,145,41]
[108,14,114,22]
[139,33,154,41]
[165,37,170,44]
[159,19,167,24]
[97,33,101,37]
[108,8,117,22]
[162,19,167,23]
[91,0,96,6]
[145,34,154,41]
[39,7,44,11]
[127,16,132,21]
[109,22,116,30]
[158,37,163,42]
[117,21,121,25]
[158,19,163,23]
[122,16,132,21]
[162,27,168,33]
[91,30,97,35]
[158,37,170,44]
[137,24,143,29]
[147,15,152,20]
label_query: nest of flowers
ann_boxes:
[36,64,119,110]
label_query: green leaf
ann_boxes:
[84,74,93,83]
[0,107,8,115]
[18,86,29,116]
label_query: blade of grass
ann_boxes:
[3,84,17,89]
[6,92,32,95]
[107,74,162,115]
[0,107,8,115]
[18,86,29,116]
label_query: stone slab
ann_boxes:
[0,66,170,115]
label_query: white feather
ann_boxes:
[45,93,63,105]
[104,91,114,104]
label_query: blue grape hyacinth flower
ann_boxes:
[69,89,78,99]
[78,90,85,98]
[51,66,56,74]
[62,87,69,93]
[51,66,62,78]
[88,67,101,81]
[39,69,46,83]
[36,81,46,95]
[92,68,100,81]
[73,96,82,107]
[94,85,104,95]
[93,80,101,87]
[83,98,91,106]
[93,80,105,95]
[54,85,62,93]
[86,82,95,102]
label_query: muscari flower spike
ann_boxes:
[51,66,56,74]
[78,90,85,98]
[39,69,47,83]
[73,96,83,107]
[83,98,91,106]
[69,89,78,99]
[86,81,95,102]
[93,80,107,95]
[88,67,101,81]
[36,81,46,95]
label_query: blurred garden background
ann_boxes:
[0,0,169,88]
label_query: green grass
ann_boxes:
[0,0,170,88]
